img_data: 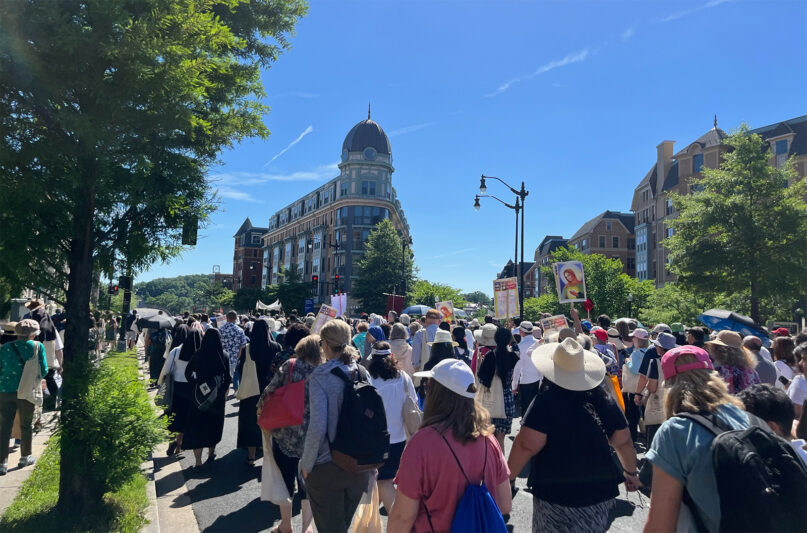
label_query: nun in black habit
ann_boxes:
[183,328,231,467]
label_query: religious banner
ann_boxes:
[552,261,587,304]
[312,303,338,334]
[493,277,520,319]
[435,301,455,323]
[330,293,347,316]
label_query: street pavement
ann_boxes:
[159,389,650,532]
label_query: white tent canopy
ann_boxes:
[256,299,282,311]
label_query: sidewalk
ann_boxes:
[0,410,59,516]
[138,340,200,533]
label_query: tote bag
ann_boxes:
[477,374,505,419]
[258,359,305,431]
[236,346,260,400]
[156,350,176,409]
[260,431,292,505]
[401,375,422,439]
[643,360,665,425]
[621,364,640,394]
[12,343,43,406]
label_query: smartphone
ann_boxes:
[778,375,791,386]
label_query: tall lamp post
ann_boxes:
[475,174,529,317]
[475,193,522,316]
[627,292,634,318]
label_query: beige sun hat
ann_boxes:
[705,330,743,350]
[429,328,459,347]
[473,323,497,347]
[15,318,41,338]
[530,338,606,391]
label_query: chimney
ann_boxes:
[656,141,674,193]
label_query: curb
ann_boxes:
[141,456,160,533]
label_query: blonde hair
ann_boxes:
[319,320,358,364]
[707,344,757,370]
[294,334,324,367]
[663,353,742,417]
[421,380,493,444]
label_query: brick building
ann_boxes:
[567,211,636,276]
[232,218,267,291]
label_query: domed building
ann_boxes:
[255,111,410,312]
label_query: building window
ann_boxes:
[313,257,319,273]
[775,139,788,167]
[599,236,605,248]
[666,198,674,215]
[361,181,377,196]
[340,182,348,197]
[606,221,612,230]
[692,153,704,174]
[628,257,636,270]
[667,228,674,238]
[613,236,619,248]
[628,238,635,250]
[582,239,587,249]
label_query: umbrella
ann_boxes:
[402,304,432,316]
[697,309,770,347]
[136,314,175,330]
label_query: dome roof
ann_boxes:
[342,119,391,155]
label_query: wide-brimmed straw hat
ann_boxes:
[15,319,40,338]
[24,299,44,311]
[530,338,606,391]
[429,328,459,346]
[705,330,743,350]
[473,323,497,347]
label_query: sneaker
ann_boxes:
[18,455,35,468]
[0,462,7,475]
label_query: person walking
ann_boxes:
[772,335,798,390]
[237,319,281,465]
[183,328,230,467]
[477,326,519,450]
[258,334,322,533]
[423,329,458,371]
[160,326,200,456]
[643,345,752,532]
[389,323,414,377]
[0,319,48,474]
[787,343,807,418]
[352,322,368,359]
[507,338,639,533]
[452,326,472,367]
[411,309,441,372]
[512,321,542,416]
[366,341,418,514]
[622,328,648,443]
[300,320,372,532]
[705,330,761,394]
[388,358,511,532]
[219,310,249,392]
[25,299,61,404]
[147,324,171,386]
[635,331,677,446]
[742,335,777,386]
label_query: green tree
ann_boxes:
[461,291,492,306]
[271,266,311,314]
[0,0,306,513]
[411,280,467,308]
[666,124,807,323]
[352,219,415,313]
[233,287,268,313]
[194,280,234,312]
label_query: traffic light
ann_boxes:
[108,284,119,295]
[312,275,319,288]
[334,274,340,294]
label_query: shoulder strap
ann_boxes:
[677,412,732,435]
[10,342,26,365]
[286,358,296,385]
[330,366,350,383]
[435,429,471,484]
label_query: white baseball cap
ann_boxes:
[414,359,476,399]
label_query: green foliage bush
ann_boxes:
[60,352,166,500]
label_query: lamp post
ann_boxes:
[475,174,529,317]
[627,292,634,318]
[475,193,521,316]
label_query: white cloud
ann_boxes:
[485,49,589,97]
[210,162,339,202]
[621,26,636,41]
[388,122,438,137]
[656,0,733,23]
[264,125,314,167]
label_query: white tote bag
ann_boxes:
[260,432,291,505]
[236,345,260,400]
[477,374,505,419]
[13,343,43,406]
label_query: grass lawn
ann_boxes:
[0,349,152,533]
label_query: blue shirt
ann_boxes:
[411,324,438,368]
[646,403,749,533]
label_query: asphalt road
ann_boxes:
[168,390,650,532]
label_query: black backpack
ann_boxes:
[678,412,807,533]
[329,366,390,473]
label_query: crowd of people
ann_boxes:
[2,299,807,532]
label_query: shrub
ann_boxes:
[60,352,166,501]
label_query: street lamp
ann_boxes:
[474,174,530,317]
[475,193,521,315]
[473,196,481,211]
[627,292,634,318]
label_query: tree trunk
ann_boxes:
[57,181,97,514]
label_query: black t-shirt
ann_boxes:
[638,347,660,379]
[524,382,627,506]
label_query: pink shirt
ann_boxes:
[395,427,510,532]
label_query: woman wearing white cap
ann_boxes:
[388,358,512,532]
[507,338,639,532]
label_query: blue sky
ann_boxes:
[141,0,807,295]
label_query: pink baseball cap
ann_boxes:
[661,345,714,379]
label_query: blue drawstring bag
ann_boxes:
[424,431,508,533]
